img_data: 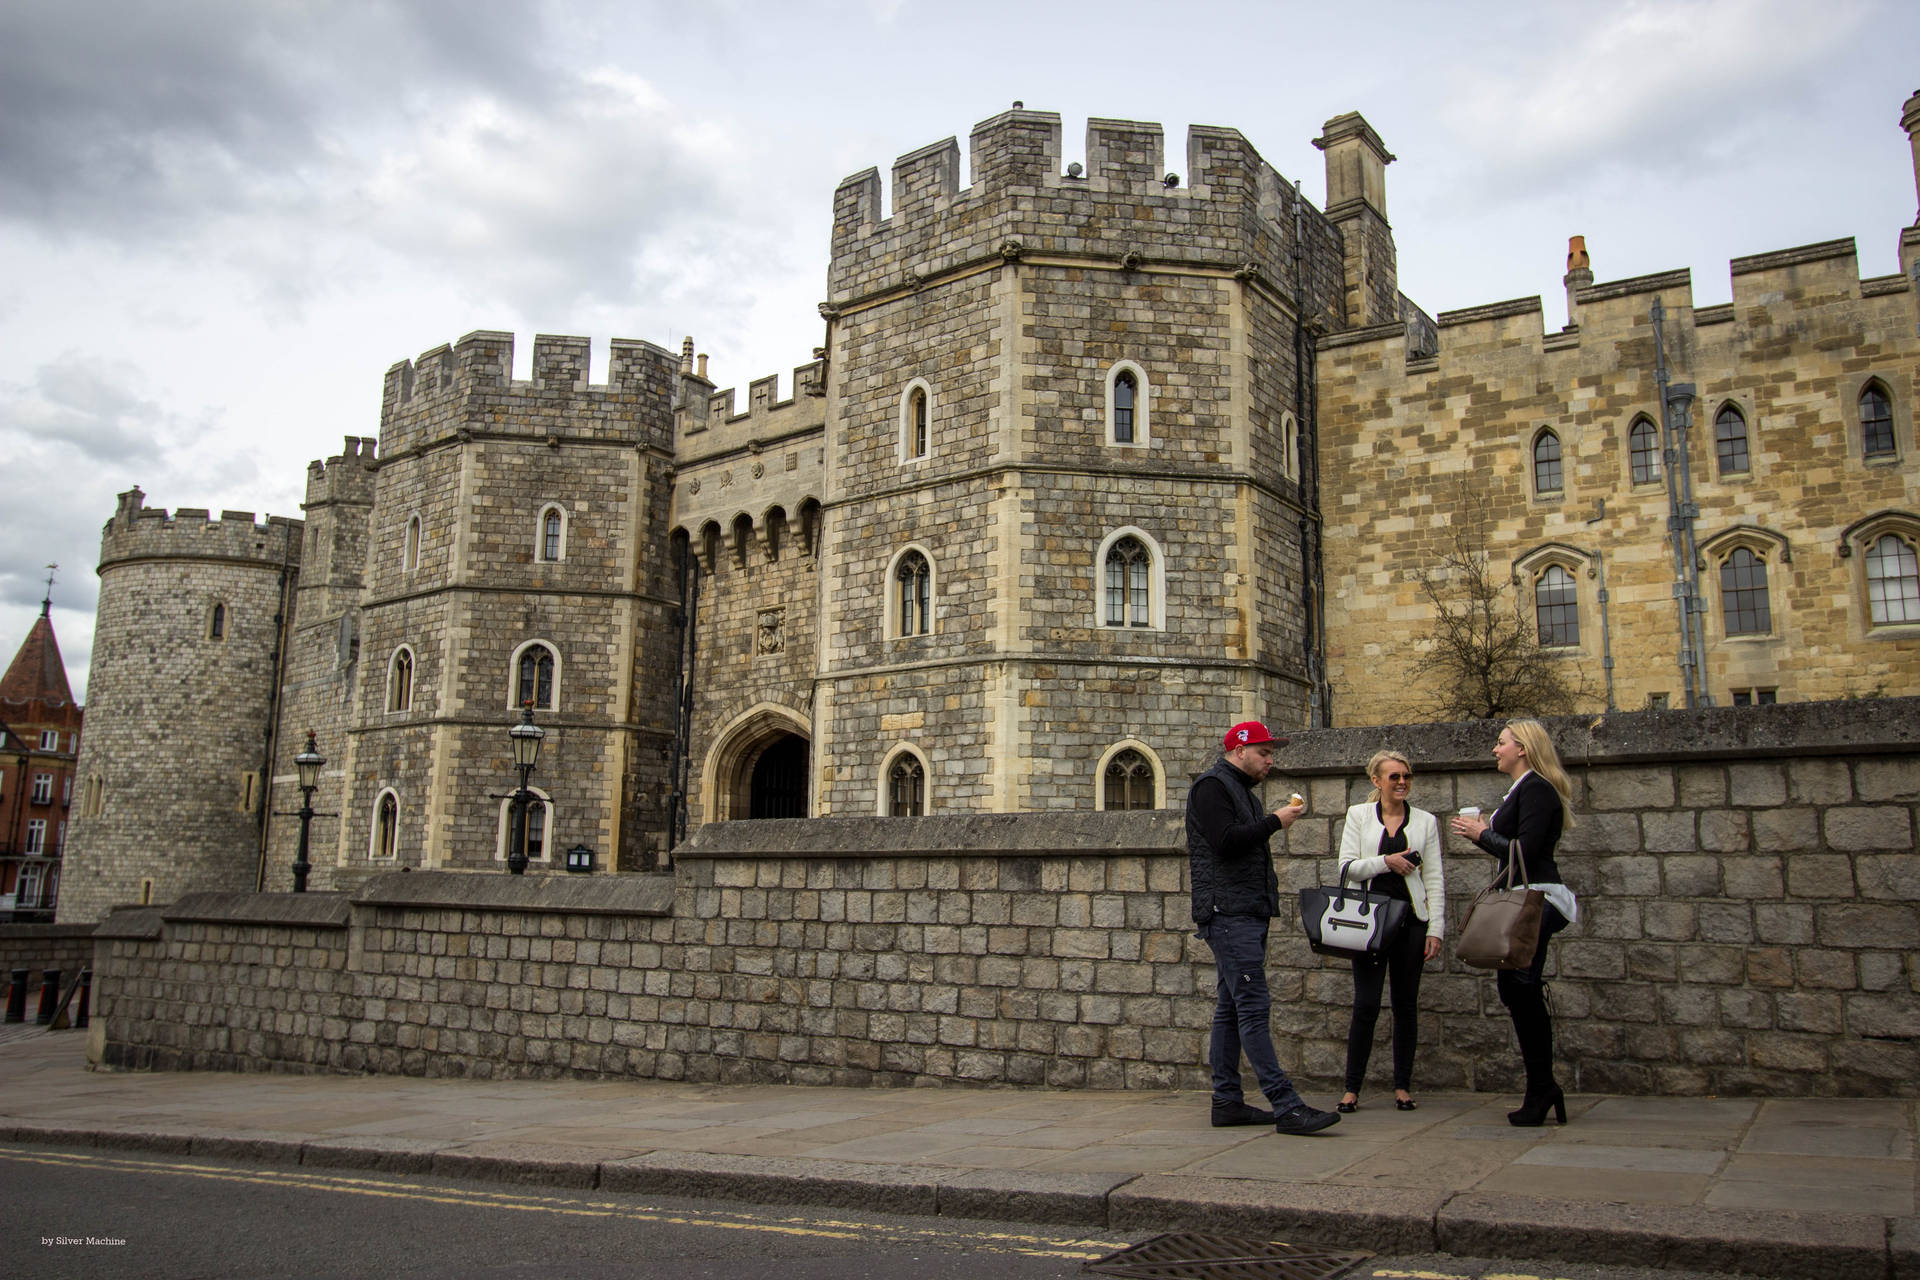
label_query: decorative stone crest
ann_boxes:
[756,608,785,655]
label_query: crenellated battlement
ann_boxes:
[377,330,680,458]
[828,108,1351,327]
[676,359,826,458]
[99,486,302,572]
[303,436,381,508]
[1329,234,1915,373]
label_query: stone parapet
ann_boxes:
[84,717,1920,1095]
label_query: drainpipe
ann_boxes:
[254,518,296,892]
[1670,381,1709,706]
[1584,502,1617,712]
[666,539,700,855]
[1651,300,1703,708]
[1292,180,1330,727]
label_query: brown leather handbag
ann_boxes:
[1456,840,1545,970]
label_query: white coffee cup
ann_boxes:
[1458,806,1480,820]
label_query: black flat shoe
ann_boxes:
[1395,1097,1417,1111]
[1335,1096,1358,1114]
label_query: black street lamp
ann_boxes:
[506,704,544,875]
[291,731,325,893]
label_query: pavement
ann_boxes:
[0,1026,1913,1280]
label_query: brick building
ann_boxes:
[57,93,1920,918]
[1,594,83,919]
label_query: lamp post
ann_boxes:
[291,731,325,893]
[506,703,544,875]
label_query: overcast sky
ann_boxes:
[5,0,1917,701]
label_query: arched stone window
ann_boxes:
[208,601,227,641]
[1106,361,1150,447]
[900,379,933,462]
[1531,430,1563,495]
[496,787,552,864]
[1866,532,1920,625]
[1099,744,1160,810]
[403,515,421,571]
[1097,528,1165,630]
[1862,382,1896,459]
[538,504,567,562]
[370,790,399,860]
[881,745,928,816]
[889,547,933,638]
[387,646,415,713]
[1281,411,1299,480]
[1628,416,1660,485]
[511,640,558,710]
[1534,565,1580,648]
[1719,547,1772,636]
[1715,404,1750,476]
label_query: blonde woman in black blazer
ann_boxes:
[1333,750,1444,1112]
[1451,718,1580,1126]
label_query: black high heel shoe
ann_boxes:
[1335,1095,1358,1114]
[1507,1085,1567,1127]
[1395,1096,1417,1111]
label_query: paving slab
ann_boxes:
[1706,1152,1915,1215]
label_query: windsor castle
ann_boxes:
[55,96,1920,920]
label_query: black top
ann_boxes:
[1368,802,1413,901]
[1475,771,1566,885]
[1186,757,1284,923]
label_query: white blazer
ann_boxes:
[1335,802,1446,937]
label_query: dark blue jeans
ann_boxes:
[1200,914,1303,1112]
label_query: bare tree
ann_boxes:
[1409,514,1591,721]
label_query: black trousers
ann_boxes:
[1497,904,1569,1095]
[1343,915,1428,1093]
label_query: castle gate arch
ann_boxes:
[704,703,812,823]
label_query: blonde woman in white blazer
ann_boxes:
[1333,750,1444,1113]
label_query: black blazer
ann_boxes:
[1476,771,1566,884]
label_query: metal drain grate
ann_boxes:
[1082,1232,1371,1280]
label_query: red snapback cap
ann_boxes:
[1223,721,1289,750]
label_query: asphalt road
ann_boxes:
[0,1144,1766,1280]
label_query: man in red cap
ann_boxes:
[1187,720,1338,1135]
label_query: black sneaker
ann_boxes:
[1210,1101,1275,1127]
[1274,1104,1340,1135]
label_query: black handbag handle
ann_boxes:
[1334,861,1374,916]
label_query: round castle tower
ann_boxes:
[58,489,300,922]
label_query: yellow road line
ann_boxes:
[0,1147,1121,1259]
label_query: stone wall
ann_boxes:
[86,701,1920,1097]
[0,923,96,1009]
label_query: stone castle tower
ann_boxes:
[61,491,300,919]
[802,109,1366,814]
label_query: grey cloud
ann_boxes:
[0,0,564,238]
[1,355,170,462]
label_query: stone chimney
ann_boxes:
[1564,235,1594,330]
[1314,113,1399,328]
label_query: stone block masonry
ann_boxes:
[86,700,1920,1098]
